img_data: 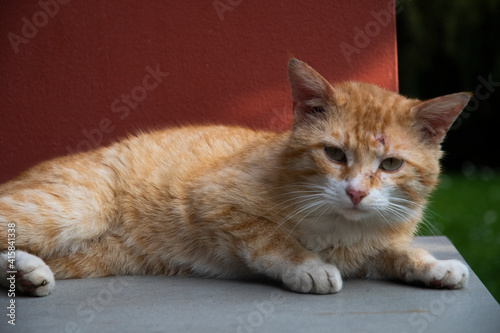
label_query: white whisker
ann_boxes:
[268,193,326,234]
[283,200,329,240]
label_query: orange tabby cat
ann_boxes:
[0,59,470,297]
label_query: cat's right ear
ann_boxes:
[288,58,336,124]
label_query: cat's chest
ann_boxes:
[298,232,366,253]
[296,216,381,253]
[299,233,345,252]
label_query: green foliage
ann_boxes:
[397,1,500,301]
[421,173,500,302]
[397,0,500,171]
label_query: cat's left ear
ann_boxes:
[288,58,336,124]
[411,92,472,144]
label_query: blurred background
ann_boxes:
[397,0,500,301]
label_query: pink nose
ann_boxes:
[346,187,368,205]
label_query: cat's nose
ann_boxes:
[346,187,368,205]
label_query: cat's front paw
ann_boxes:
[282,259,342,294]
[408,259,469,289]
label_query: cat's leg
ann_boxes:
[246,247,342,294]
[0,250,55,296]
[367,246,469,289]
[0,155,119,284]
[226,215,342,294]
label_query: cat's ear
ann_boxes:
[288,58,335,124]
[411,92,472,144]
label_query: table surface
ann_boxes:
[1,236,499,333]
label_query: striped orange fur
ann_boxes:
[0,59,471,296]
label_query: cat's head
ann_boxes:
[281,58,470,226]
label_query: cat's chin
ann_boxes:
[339,207,373,222]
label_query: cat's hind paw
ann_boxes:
[1,251,55,297]
[282,259,342,294]
[16,264,55,297]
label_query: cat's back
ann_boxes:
[0,125,276,240]
[0,125,275,199]
[104,125,277,193]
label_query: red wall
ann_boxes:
[0,0,398,183]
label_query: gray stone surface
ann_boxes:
[1,236,499,333]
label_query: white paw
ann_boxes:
[408,259,469,289]
[282,259,342,294]
[1,251,55,296]
[426,260,469,289]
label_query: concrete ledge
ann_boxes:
[1,237,499,333]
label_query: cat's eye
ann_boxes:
[380,158,404,172]
[325,147,346,163]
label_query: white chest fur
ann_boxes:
[296,214,383,253]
